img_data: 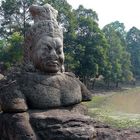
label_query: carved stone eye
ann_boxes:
[56,49,61,54]
[47,45,51,50]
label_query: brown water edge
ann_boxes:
[85,87,140,129]
[104,87,140,114]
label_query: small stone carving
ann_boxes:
[0,3,95,140]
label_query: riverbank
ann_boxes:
[85,87,140,129]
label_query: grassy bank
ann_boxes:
[85,87,140,129]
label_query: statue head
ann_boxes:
[24,4,64,73]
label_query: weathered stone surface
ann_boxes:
[0,73,4,80]
[0,72,91,112]
[17,72,91,109]
[0,3,93,140]
[1,108,140,140]
[30,109,96,140]
[0,81,28,113]
[19,72,82,109]
[23,4,63,71]
[0,112,36,140]
[0,105,96,140]
[93,121,140,140]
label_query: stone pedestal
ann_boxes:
[30,110,96,140]
[0,104,96,140]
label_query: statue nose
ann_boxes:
[50,49,58,59]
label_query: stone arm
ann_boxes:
[64,72,92,101]
[78,80,92,101]
[0,81,28,113]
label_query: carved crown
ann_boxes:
[23,4,63,69]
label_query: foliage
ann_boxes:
[42,2,109,82]
[0,0,136,87]
[107,21,127,39]
[126,27,140,77]
[103,23,133,86]
[0,0,37,38]
[0,32,23,69]
[72,5,109,82]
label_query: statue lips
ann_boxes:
[46,60,59,67]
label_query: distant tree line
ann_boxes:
[0,0,140,88]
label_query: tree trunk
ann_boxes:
[116,82,119,88]
[107,81,110,89]
[92,78,96,89]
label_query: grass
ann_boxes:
[85,87,140,129]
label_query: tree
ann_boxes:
[126,27,140,77]
[0,32,23,69]
[72,5,109,86]
[0,0,36,39]
[107,21,127,39]
[103,24,133,87]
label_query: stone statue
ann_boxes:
[0,4,96,140]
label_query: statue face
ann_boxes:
[32,36,64,73]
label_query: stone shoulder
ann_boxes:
[64,72,92,101]
[63,72,76,78]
